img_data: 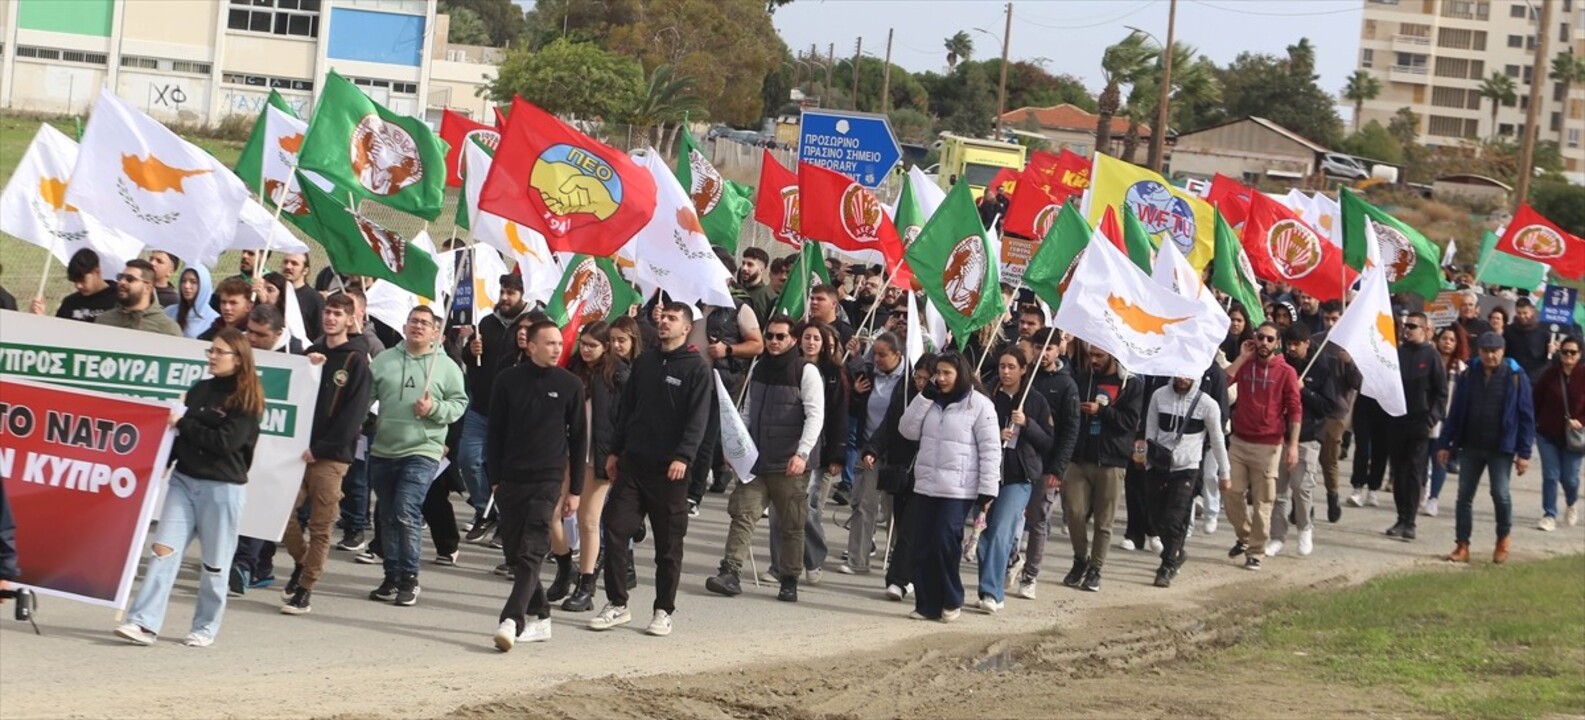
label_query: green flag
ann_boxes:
[772,240,830,319]
[906,181,1002,348]
[296,175,439,298]
[1211,211,1266,326]
[1022,200,1091,314]
[894,175,926,248]
[233,90,296,197]
[545,254,641,327]
[675,129,753,254]
[1121,203,1155,271]
[1340,187,1448,300]
[298,71,449,220]
[1478,229,1549,289]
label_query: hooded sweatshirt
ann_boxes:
[368,342,469,460]
[167,266,219,339]
[1145,378,1230,474]
[97,297,183,336]
[1230,352,1302,445]
[305,336,373,462]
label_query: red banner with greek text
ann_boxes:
[0,378,173,608]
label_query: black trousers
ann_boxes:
[1353,413,1389,490]
[1146,468,1198,568]
[1390,436,1430,528]
[689,384,722,504]
[497,481,561,629]
[1123,464,1154,543]
[883,490,916,589]
[423,466,461,556]
[232,537,276,578]
[604,460,691,613]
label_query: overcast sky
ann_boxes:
[519,0,1363,112]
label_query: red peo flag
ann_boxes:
[478,97,656,257]
[1495,202,1585,279]
[439,109,499,187]
[754,150,801,248]
[1206,173,1255,229]
[1240,191,1355,301]
[798,161,909,282]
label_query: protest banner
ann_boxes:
[0,311,319,540]
[1540,284,1579,329]
[0,378,174,608]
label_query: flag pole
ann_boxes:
[974,279,1023,378]
[1298,337,1330,381]
[252,164,296,302]
[840,257,905,364]
[33,241,55,307]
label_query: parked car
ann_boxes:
[1320,152,1369,180]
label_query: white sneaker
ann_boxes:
[885,584,905,601]
[941,607,962,623]
[1567,502,1580,527]
[645,609,672,637]
[1204,516,1218,535]
[837,563,858,575]
[493,620,517,652]
[1297,528,1314,556]
[1120,538,1137,551]
[588,603,631,631]
[758,570,778,584]
[1539,516,1557,532]
[1005,555,1025,587]
[1265,540,1284,557]
[518,617,552,643]
[1016,577,1037,600]
[907,610,929,620]
[805,567,823,585]
[1347,490,1365,507]
[1365,490,1380,507]
[1146,536,1163,552]
[978,596,1003,614]
[114,623,156,646]
[1424,497,1440,517]
[181,633,214,648]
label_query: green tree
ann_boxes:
[888,107,934,144]
[944,31,974,70]
[1478,72,1518,140]
[1387,106,1420,146]
[623,64,708,150]
[1095,32,1156,157]
[833,55,930,113]
[1549,50,1585,149]
[486,39,643,119]
[919,62,996,137]
[1168,55,1225,132]
[1529,180,1585,236]
[519,0,640,48]
[1215,49,1344,146]
[442,6,491,46]
[999,60,1096,112]
[1286,38,1316,79]
[1126,41,1220,146]
[440,0,527,47]
[605,0,785,126]
[1342,69,1382,133]
[1340,120,1403,163]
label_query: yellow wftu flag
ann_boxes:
[1085,154,1215,271]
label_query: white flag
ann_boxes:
[0,124,143,277]
[1312,192,1342,247]
[259,106,307,202]
[66,90,248,266]
[714,370,758,484]
[231,197,309,254]
[1151,239,1230,347]
[1054,233,1220,378]
[625,150,734,308]
[905,289,925,366]
[907,166,948,217]
[461,141,560,305]
[924,294,948,353]
[470,244,511,322]
[1328,265,1405,416]
[1441,239,1457,268]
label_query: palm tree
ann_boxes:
[1095,32,1157,157]
[1128,42,1219,146]
[944,31,973,70]
[1549,50,1585,149]
[624,64,707,151]
[1286,38,1317,78]
[1478,72,1518,140]
[1342,69,1383,133]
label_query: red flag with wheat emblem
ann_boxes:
[1495,202,1585,280]
[1239,191,1354,301]
[798,161,908,283]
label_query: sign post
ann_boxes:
[797,109,901,189]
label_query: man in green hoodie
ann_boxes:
[365,305,468,607]
[95,259,182,336]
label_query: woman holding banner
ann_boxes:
[116,328,264,648]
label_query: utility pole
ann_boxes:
[993,3,1012,137]
[881,28,894,114]
[1147,0,1177,173]
[826,42,835,109]
[1515,0,1552,209]
[852,37,863,111]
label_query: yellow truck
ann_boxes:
[932,134,1028,199]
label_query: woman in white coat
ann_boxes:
[898,353,1002,622]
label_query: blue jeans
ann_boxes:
[126,470,245,640]
[1455,448,1514,543]
[457,409,491,517]
[1429,438,1449,500]
[977,482,1032,603]
[841,417,859,488]
[911,494,973,619]
[1537,435,1582,518]
[370,455,440,578]
[338,446,371,534]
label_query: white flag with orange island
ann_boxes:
[1325,264,1406,416]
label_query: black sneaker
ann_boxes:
[433,549,460,566]
[1061,557,1089,587]
[282,565,304,601]
[492,562,515,579]
[1080,566,1101,592]
[464,519,495,545]
[369,577,399,602]
[1400,525,1416,541]
[705,563,743,597]
[395,574,420,606]
[1153,565,1172,588]
[1327,492,1342,523]
[831,486,851,507]
[228,567,249,597]
[281,587,311,615]
[487,529,504,550]
[777,575,798,602]
[1228,540,1249,558]
[336,529,367,552]
[1385,523,1403,537]
[1244,556,1262,571]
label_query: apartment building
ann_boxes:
[0,0,496,127]
[1355,0,1585,178]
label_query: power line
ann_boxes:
[1014,0,1161,30]
[1187,0,1363,17]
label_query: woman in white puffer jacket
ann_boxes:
[898,353,1002,623]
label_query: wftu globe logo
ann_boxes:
[1125,180,1195,255]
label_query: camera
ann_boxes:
[0,587,35,622]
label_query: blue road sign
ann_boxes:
[797,109,901,189]
[1540,284,1578,328]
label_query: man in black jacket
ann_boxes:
[1017,328,1079,599]
[1062,347,1142,593]
[460,275,529,541]
[1267,323,1340,558]
[488,319,587,651]
[591,302,712,638]
[280,293,373,615]
[1385,312,1448,540]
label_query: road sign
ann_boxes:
[797,109,901,189]
[1540,284,1578,328]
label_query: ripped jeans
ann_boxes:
[126,469,246,640]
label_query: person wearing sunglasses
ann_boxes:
[1531,335,1584,532]
[1379,312,1448,542]
[1223,322,1302,571]
[95,258,182,336]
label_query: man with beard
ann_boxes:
[280,253,324,341]
[1224,322,1302,571]
[1503,298,1553,380]
[1455,289,1491,337]
[1266,323,1340,558]
[738,247,775,328]
[460,275,530,542]
[1016,306,1045,343]
[95,259,182,336]
[846,272,887,335]
[198,278,254,341]
[1381,312,1447,541]
[1062,347,1141,592]
[147,250,181,309]
[1142,374,1229,588]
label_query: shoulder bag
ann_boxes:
[1147,386,1205,470]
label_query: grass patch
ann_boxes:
[1213,555,1585,719]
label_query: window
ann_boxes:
[1434,57,1470,78]
[1429,114,1475,137]
[1465,118,1481,137]
[1563,23,1572,42]
[1471,60,1485,78]
[221,72,314,92]
[1558,82,1570,102]
[1441,0,1489,19]
[1523,66,1533,84]
[171,60,211,74]
[349,77,418,95]
[1362,48,1375,68]
[1552,112,1563,131]
[1506,63,1522,77]
[1400,22,1432,38]
[1364,19,1377,39]
[227,0,320,38]
[1568,127,1581,149]
[15,46,106,65]
[1508,34,1524,47]
[1439,28,1484,49]
[1397,52,1429,68]
[1511,2,1527,16]
[1499,122,1516,136]
[121,56,159,69]
[120,56,212,74]
[1432,86,1469,108]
